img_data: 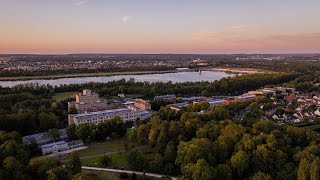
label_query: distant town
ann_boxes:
[0,54,319,74]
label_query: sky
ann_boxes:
[1,0,320,54]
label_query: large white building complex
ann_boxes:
[68,89,154,126]
[68,89,108,113]
[68,108,141,126]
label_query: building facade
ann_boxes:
[68,89,108,113]
[41,140,84,155]
[68,108,141,126]
[134,99,151,111]
[154,94,176,102]
[22,129,68,145]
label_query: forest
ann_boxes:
[127,105,320,180]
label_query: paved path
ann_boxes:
[82,166,177,180]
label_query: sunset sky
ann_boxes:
[1,0,320,54]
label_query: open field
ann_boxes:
[52,91,79,101]
[76,139,137,157]
[80,152,128,169]
[0,70,176,81]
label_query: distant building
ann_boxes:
[68,108,141,126]
[41,140,84,155]
[204,100,226,107]
[140,110,153,120]
[22,129,68,145]
[68,89,108,113]
[118,93,125,98]
[275,87,296,94]
[134,99,151,111]
[235,95,257,100]
[154,94,176,102]
[181,96,205,102]
[167,102,189,111]
[176,68,190,71]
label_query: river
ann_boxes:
[0,71,234,88]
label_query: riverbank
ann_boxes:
[209,67,273,74]
[0,70,177,81]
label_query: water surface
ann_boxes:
[0,71,234,88]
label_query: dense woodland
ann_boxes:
[127,106,320,179]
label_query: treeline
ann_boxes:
[0,65,181,77]
[219,60,320,73]
[0,93,68,135]
[283,72,320,92]
[0,72,300,98]
[127,106,320,179]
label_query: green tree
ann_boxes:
[310,158,320,180]
[137,124,150,144]
[2,156,23,179]
[47,167,70,180]
[69,107,78,114]
[66,124,78,141]
[76,124,93,143]
[48,128,60,141]
[38,112,59,131]
[298,158,310,180]
[201,90,209,97]
[100,155,111,167]
[164,141,176,163]
[150,153,165,172]
[216,164,232,180]
[28,156,60,179]
[181,159,215,180]
[176,138,214,167]
[127,149,147,171]
[127,128,137,142]
[230,150,250,177]
[251,171,273,180]
[68,152,81,175]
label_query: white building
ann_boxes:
[68,89,108,113]
[41,140,84,155]
[68,108,141,126]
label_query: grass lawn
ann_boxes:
[81,152,129,169]
[77,139,138,157]
[81,169,159,180]
[97,139,132,152]
[52,91,79,101]
[77,147,105,157]
[81,169,121,180]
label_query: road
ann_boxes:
[82,166,177,180]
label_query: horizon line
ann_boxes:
[1,52,320,56]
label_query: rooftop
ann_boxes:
[154,94,176,99]
[41,141,66,149]
[73,108,133,119]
